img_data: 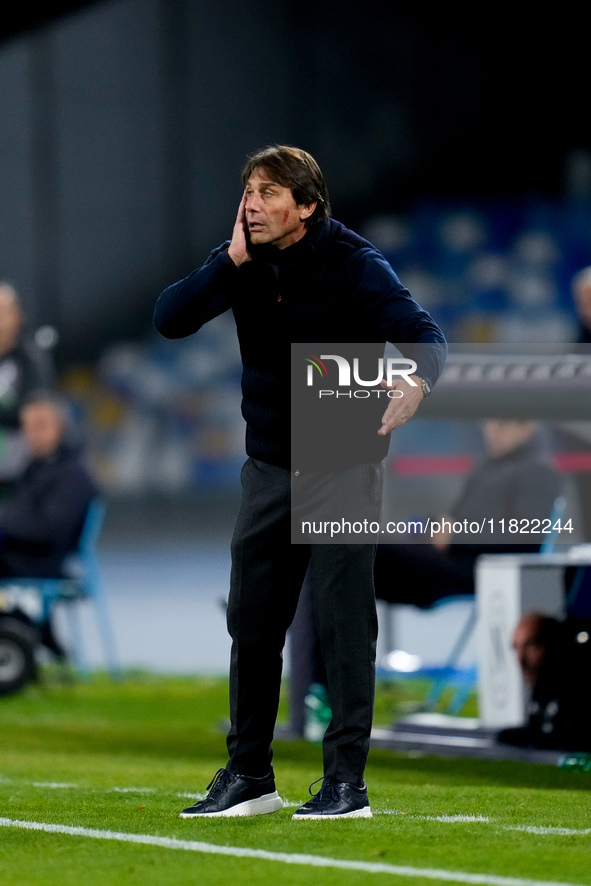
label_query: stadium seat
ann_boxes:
[0,498,121,683]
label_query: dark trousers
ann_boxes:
[225,457,382,784]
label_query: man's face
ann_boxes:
[244,169,315,250]
[512,618,548,686]
[21,402,65,459]
[481,420,534,459]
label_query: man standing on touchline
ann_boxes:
[153,144,446,820]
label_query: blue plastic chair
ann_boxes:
[0,498,121,678]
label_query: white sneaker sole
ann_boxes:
[179,790,283,818]
[292,806,372,820]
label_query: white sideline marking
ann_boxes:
[30,782,158,795]
[32,782,79,789]
[0,817,586,886]
[374,812,490,822]
[5,780,591,839]
[507,825,591,837]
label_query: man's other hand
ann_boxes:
[378,375,424,436]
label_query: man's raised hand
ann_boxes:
[227,192,251,266]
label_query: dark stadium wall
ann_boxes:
[0,0,294,364]
[0,0,586,365]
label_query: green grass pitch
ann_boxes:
[1,671,591,886]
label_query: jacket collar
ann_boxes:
[249,218,330,267]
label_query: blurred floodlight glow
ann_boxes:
[34,325,59,350]
[382,649,423,673]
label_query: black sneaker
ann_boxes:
[292,776,372,820]
[179,768,283,818]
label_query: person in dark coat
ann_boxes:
[373,420,564,607]
[0,391,99,579]
[497,611,591,752]
[154,144,446,820]
[0,391,100,655]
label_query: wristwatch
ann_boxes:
[417,376,431,398]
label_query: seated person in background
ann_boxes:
[373,419,564,607]
[286,420,564,739]
[0,391,99,654]
[0,283,56,493]
[510,612,559,688]
[498,611,591,752]
[0,391,99,578]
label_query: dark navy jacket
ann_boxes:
[154,218,447,469]
[0,441,99,577]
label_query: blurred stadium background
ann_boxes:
[1,1,590,675]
